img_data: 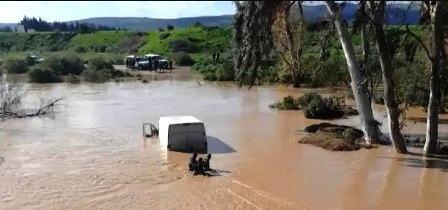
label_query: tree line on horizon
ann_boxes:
[0,16,125,33]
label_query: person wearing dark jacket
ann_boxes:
[154,60,159,72]
[189,153,198,171]
[204,154,212,171]
[194,157,205,175]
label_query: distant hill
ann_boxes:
[74,3,419,31]
[0,3,420,31]
[75,15,234,31]
[302,3,420,24]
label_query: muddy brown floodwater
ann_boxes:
[1,68,448,210]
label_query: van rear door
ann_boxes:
[168,124,188,150]
[168,123,206,151]
[186,123,206,149]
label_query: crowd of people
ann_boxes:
[188,153,213,176]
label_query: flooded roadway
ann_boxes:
[1,69,448,210]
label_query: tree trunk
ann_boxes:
[368,1,407,153]
[284,10,300,87]
[360,14,372,101]
[276,1,303,88]
[424,1,443,155]
[324,1,380,144]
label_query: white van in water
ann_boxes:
[158,116,207,152]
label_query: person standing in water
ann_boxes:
[169,60,173,70]
[204,154,212,171]
[194,157,205,175]
[189,153,198,171]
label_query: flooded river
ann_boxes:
[1,70,448,210]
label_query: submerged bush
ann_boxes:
[81,64,128,83]
[269,96,300,110]
[270,93,346,119]
[301,93,344,119]
[66,74,81,84]
[81,68,108,83]
[299,93,344,119]
[3,58,29,74]
[28,68,62,83]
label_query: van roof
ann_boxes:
[159,115,202,125]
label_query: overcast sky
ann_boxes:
[0,1,236,23]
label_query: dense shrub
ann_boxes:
[106,55,125,65]
[167,24,174,30]
[60,54,84,75]
[258,65,280,84]
[270,93,346,119]
[105,45,120,53]
[81,56,128,83]
[395,60,429,108]
[2,58,29,74]
[300,93,344,119]
[28,68,62,83]
[74,46,86,53]
[42,55,64,74]
[159,33,171,40]
[192,56,234,81]
[93,45,107,52]
[69,31,130,53]
[0,32,75,52]
[169,39,197,53]
[173,51,195,66]
[192,57,213,71]
[300,55,349,87]
[88,57,113,71]
[42,54,84,75]
[214,61,234,81]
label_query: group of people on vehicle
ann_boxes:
[188,153,213,176]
